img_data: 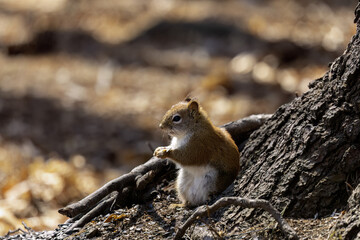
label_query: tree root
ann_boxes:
[222,114,272,149]
[65,191,119,234]
[58,157,173,227]
[58,114,272,233]
[175,197,298,240]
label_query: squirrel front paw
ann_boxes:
[154,146,170,159]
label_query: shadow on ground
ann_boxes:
[0,91,153,170]
[7,19,339,69]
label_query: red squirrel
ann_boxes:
[154,98,240,206]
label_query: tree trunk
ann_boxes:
[215,2,360,238]
[334,184,360,239]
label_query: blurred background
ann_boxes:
[0,0,356,235]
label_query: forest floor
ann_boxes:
[0,0,356,239]
[0,178,345,239]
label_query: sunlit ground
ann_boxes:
[0,0,356,235]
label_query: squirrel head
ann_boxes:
[159,98,203,137]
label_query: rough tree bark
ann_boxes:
[213,3,360,239]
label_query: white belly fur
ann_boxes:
[170,134,191,149]
[176,164,218,206]
[170,134,218,205]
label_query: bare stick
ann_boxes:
[21,222,33,232]
[59,157,172,218]
[174,197,298,240]
[4,228,27,237]
[65,192,119,234]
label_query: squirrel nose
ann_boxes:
[159,123,164,129]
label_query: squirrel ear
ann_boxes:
[184,96,192,102]
[187,100,199,113]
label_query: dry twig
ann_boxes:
[5,222,34,238]
[59,157,173,232]
[65,192,119,233]
[58,157,172,218]
[174,197,298,240]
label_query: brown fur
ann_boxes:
[154,98,240,205]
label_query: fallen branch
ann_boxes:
[58,157,172,218]
[65,192,119,233]
[175,197,298,240]
[5,222,34,238]
[58,114,272,232]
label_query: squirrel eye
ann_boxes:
[172,114,182,123]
